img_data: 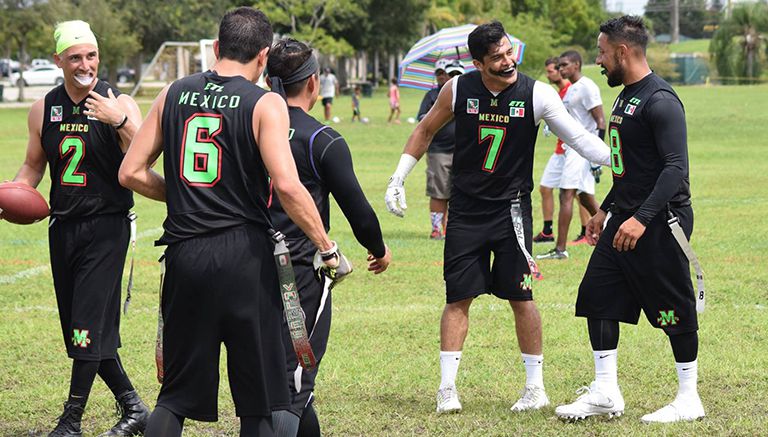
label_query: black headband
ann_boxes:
[268,55,319,99]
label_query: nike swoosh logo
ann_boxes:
[682,367,692,371]
[599,354,610,359]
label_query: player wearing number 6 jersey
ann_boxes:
[384,21,610,414]
[119,7,343,436]
[556,16,704,424]
[10,20,150,437]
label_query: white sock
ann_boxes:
[521,353,544,388]
[439,351,462,389]
[593,349,618,390]
[675,360,698,399]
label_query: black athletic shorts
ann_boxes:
[156,224,289,421]
[281,262,333,417]
[49,213,129,361]
[443,191,535,303]
[576,206,698,334]
[322,97,333,106]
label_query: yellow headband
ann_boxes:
[54,20,98,55]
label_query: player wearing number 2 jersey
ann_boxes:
[385,21,610,415]
[119,8,342,436]
[10,20,149,437]
[556,16,703,424]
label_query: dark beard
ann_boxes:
[605,55,624,87]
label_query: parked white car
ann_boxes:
[11,65,65,87]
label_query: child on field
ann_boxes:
[352,86,361,122]
[387,78,400,124]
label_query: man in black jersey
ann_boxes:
[385,21,610,414]
[265,38,392,437]
[555,16,705,424]
[119,8,345,437]
[9,20,149,437]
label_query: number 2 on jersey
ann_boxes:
[59,136,87,186]
[181,114,223,187]
[608,127,625,176]
[479,126,506,173]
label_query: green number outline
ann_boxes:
[478,125,507,173]
[608,127,625,177]
[180,113,223,187]
[59,136,87,186]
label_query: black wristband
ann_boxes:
[114,114,128,130]
[598,128,606,141]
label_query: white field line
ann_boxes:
[0,227,163,286]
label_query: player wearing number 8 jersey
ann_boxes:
[119,7,342,436]
[556,16,704,424]
[384,21,610,414]
[9,20,150,437]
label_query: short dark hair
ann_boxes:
[468,21,508,61]
[545,57,559,67]
[267,38,315,97]
[560,50,582,68]
[599,15,649,53]
[218,7,273,64]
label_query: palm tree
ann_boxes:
[710,3,768,84]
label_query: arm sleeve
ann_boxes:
[417,91,435,121]
[600,184,616,213]
[632,91,689,226]
[532,81,610,165]
[316,133,387,258]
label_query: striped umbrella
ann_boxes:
[398,24,525,91]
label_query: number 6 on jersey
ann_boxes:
[181,114,223,187]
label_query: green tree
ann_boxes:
[710,2,768,84]
[645,0,709,39]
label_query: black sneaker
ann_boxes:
[97,390,150,437]
[533,232,554,243]
[49,402,84,437]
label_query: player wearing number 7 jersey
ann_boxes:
[120,7,344,436]
[10,20,150,437]
[556,16,704,424]
[384,21,610,415]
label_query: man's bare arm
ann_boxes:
[14,99,47,187]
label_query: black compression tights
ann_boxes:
[668,331,698,363]
[297,404,321,437]
[98,354,134,396]
[587,319,620,351]
[68,360,99,404]
[144,406,184,437]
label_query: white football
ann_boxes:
[332,116,341,123]
[361,117,370,124]
[407,117,416,124]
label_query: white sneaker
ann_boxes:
[436,385,462,414]
[510,384,550,412]
[640,395,705,423]
[555,382,625,421]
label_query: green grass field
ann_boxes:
[1,68,767,436]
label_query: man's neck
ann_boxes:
[213,58,259,82]
[64,79,97,103]
[623,59,652,86]
[480,71,517,94]
[570,71,583,83]
[286,94,312,112]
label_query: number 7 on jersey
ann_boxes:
[479,126,506,173]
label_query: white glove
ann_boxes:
[543,123,551,137]
[385,176,407,217]
[313,242,353,288]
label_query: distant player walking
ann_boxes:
[385,21,610,414]
[11,20,149,437]
[119,7,345,436]
[266,38,392,437]
[556,16,705,424]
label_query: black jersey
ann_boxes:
[158,71,272,245]
[269,107,386,264]
[605,73,691,221]
[41,81,133,218]
[452,71,539,201]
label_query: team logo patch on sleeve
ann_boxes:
[72,329,91,348]
[467,99,479,114]
[51,106,63,122]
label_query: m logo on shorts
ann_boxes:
[72,329,91,348]
[519,274,533,291]
[51,106,63,122]
[467,99,479,114]
[657,310,679,327]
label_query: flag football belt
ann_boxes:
[155,253,166,383]
[509,199,543,280]
[271,229,317,371]
[124,211,137,314]
[667,212,705,313]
